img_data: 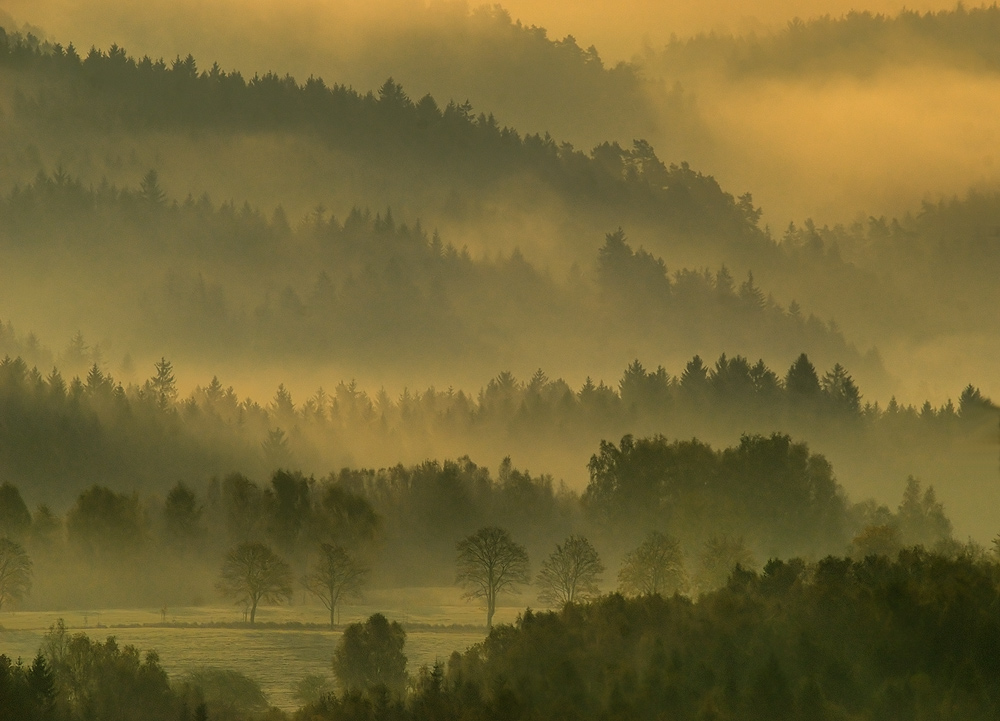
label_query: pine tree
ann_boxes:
[785,353,820,397]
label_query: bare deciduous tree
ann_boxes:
[0,537,32,611]
[618,531,687,597]
[302,543,369,628]
[536,535,604,605]
[217,542,292,624]
[456,526,529,629]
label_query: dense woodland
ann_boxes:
[0,21,997,392]
[332,551,1000,721]
[1,4,1000,720]
[0,27,754,242]
[6,549,1000,720]
[0,172,859,382]
[0,4,669,154]
[0,371,974,607]
[0,347,991,516]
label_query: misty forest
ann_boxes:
[0,0,998,719]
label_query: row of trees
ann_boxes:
[0,520,703,628]
[0,415,963,612]
[456,527,691,628]
[217,541,366,626]
[0,342,991,511]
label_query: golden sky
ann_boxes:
[1,0,958,62]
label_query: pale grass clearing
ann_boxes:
[0,586,535,710]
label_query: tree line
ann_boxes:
[0,419,964,613]
[655,4,1000,78]
[0,27,758,242]
[0,171,818,379]
[779,199,1000,339]
[0,346,991,511]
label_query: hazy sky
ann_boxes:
[500,0,955,59]
[2,0,958,62]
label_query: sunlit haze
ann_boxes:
[0,2,998,718]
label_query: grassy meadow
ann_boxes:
[0,587,508,710]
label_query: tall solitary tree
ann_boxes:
[456,526,529,629]
[0,537,32,611]
[302,543,369,629]
[536,535,604,606]
[217,542,293,624]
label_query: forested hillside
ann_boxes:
[0,20,996,405]
[0,169,866,387]
[653,5,1000,77]
[0,9,993,531]
[0,27,755,253]
[0,3,999,720]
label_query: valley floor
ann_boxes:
[0,588,507,710]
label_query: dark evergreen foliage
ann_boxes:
[296,549,1000,721]
[0,29,758,240]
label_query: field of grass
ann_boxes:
[0,587,521,710]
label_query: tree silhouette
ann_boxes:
[139,169,166,205]
[261,428,292,472]
[0,537,32,611]
[162,482,203,547]
[456,526,529,629]
[895,477,951,547]
[332,613,407,696]
[0,482,31,540]
[618,531,686,596]
[148,357,177,408]
[302,543,369,628]
[821,363,861,413]
[536,535,604,605]
[785,353,821,398]
[216,542,292,623]
[66,485,146,556]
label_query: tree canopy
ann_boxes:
[456,526,530,628]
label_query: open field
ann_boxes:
[0,588,520,710]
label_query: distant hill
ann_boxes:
[651,5,1000,78]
